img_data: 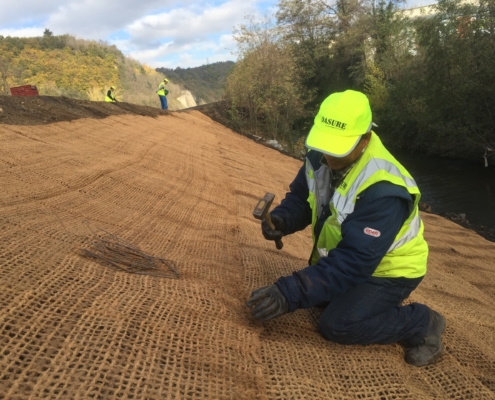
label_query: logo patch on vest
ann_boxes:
[364,227,381,237]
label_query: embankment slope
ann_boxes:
[0,102,494,399]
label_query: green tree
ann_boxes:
[276,0,337,104]
[221,0,495,161]
[225,16,312,145]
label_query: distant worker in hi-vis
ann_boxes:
[247,90,446,367]
[157,78,169,110]
[105,86,118,102]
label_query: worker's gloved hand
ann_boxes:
[261,214,286,241]
[246,284,288,321]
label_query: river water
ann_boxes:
[394,151,495,230]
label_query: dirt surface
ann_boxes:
[0,95,168,125]
[1,100,495,399]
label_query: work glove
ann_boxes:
[246,284,288,321]
[261,213,286,242]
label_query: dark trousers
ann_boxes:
[159,95,168,109]
[318,277,430,346]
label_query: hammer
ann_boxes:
[252,192,283,250]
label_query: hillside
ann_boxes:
[0,33,192,111]
[157,61,235,104]
[1,97,495,399]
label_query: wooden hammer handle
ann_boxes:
[265,213,284,250]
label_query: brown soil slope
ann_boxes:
[0,95,168,125]
[1,105,495,399]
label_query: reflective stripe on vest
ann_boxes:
[332,158,418,226]
[305,132,428,278]
[389,212,421,252]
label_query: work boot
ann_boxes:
[405,310,446,367]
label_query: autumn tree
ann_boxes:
[0,47,22,95]
[0,55,13,94]
[225,16,312,145]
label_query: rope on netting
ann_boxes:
[79,222,179,279]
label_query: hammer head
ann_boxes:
[252,192,275,220]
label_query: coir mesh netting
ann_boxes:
[1,111,494,399]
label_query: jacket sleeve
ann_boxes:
[270,162,312,235]
[275,182,413,312]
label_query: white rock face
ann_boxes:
[176,90,197,109]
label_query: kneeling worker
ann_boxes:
[246,90,446,367]
[105,86,118,102]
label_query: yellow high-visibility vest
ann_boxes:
[105,90,116,102]
[157,83,168,96]
[305,132,428,278]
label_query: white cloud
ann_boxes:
[46,0,181,39]
[0,0,61,26]
[126,42,175,66]
[218,34,236,50]
[0,27,44,37]
[0,0,273,68]
[127,0,257,48]
[122,1,255,67]
[127,35,237,68]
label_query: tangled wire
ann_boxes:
[79,224,179,279]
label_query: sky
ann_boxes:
[0,0,434,70]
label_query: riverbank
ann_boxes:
[438,211,495,243]
[191,102,495,244]
[419,202,495,242]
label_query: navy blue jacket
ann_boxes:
[272,151,413,312]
